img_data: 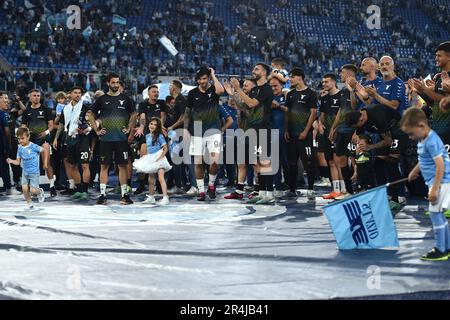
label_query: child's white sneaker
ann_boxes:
[37,188,46,203]
[142,195,156,205]
[158,196,170,206]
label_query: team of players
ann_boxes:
[1,42,450,211]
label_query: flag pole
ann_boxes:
[385,178,409,187]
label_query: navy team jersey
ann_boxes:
[374,77,409,116]
[356,76,383,110]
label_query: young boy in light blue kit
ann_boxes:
[7,127,47,209]
[401,108,450,261]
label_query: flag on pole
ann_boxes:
[159,35,179,56]
[112,14,127,25]
[323,185,400,250]
[128,27,137,37]
[82,26,93,38]
[142,82,195,100]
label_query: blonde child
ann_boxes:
[401,108,450,261]
[7,127,47,209]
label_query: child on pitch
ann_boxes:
[401,108,450,261]
[271,57,290,92]
[6,127,47,209]
[133,117,172,205]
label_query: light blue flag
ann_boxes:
[112,14,127,25]
[82,26,93,38]
[323,186,400,250]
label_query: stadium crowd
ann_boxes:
[0,0,445,85]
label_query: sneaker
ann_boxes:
[61,188,75,196]
[120,194,133,205]
[224,192,244,200]
[246,195,263,204]
[50,187,57,197]
[421,247,449,261]
[28,203,35,210]
[142,195,156,205]
[168,186,183,195]
[197,192,206,201]
[37,188,46,203]
[335,192,351,200]
[389,200,402,212]
[207,185,216,199]
[444,209,450,219]
[97,195,107,205]
[15,185,22,192]
[158,196,170,206]
[398,196,407,206]
[307,190,316,200]
[78,192,89,201]
[315,177,331,187]
[134,184,146,195]
[424,210,450,218]
[187,186,198,196]
[72,192,83,199]
[256,196,276,205]
[248,191,259,200]
[322,191,341,200]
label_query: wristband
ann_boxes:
[45,129,50,135]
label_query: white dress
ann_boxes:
[133,150,172,174]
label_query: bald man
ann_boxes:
[357,56,409,115]
[353,56,409,207]
[355,57,383,110]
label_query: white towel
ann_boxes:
[63,100,83,137]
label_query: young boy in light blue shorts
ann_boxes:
[7,127,47,209]
[401,108,450,261]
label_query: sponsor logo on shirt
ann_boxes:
[118,100,126,109]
